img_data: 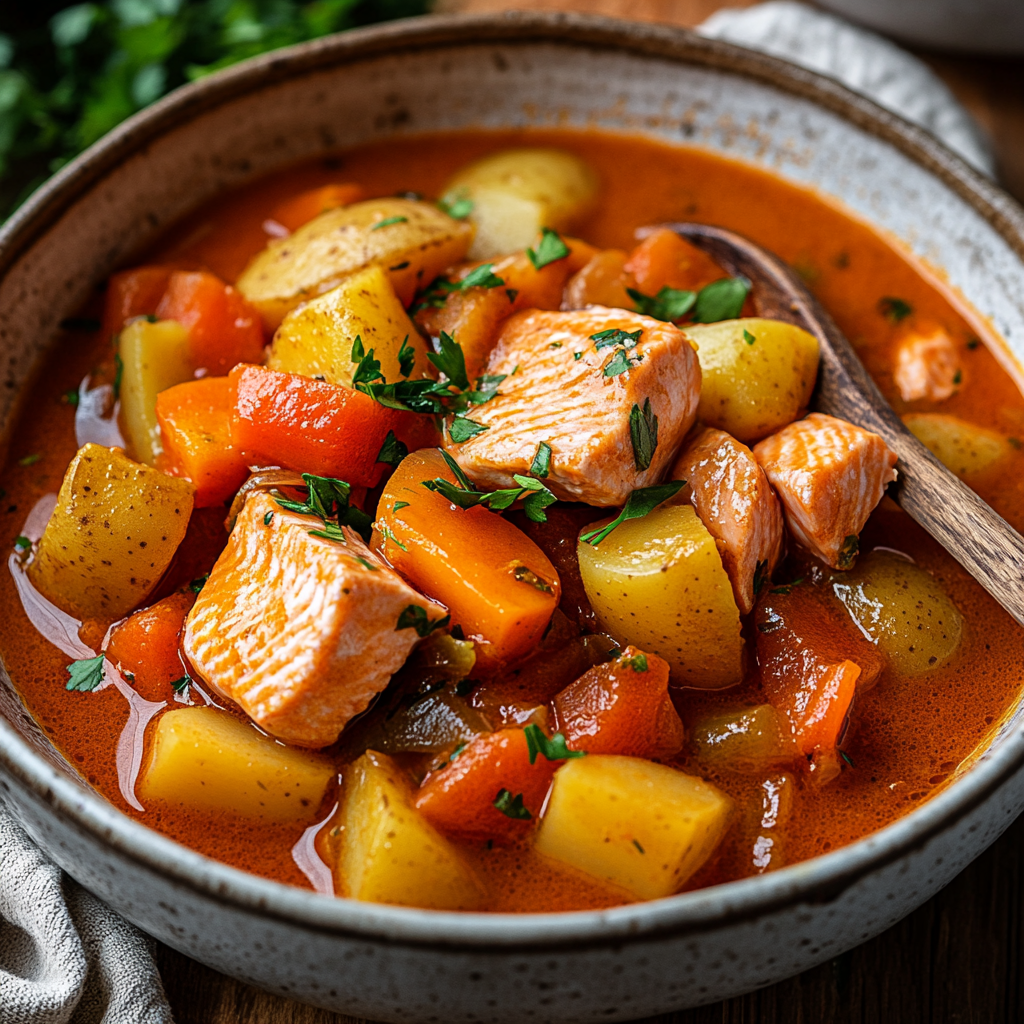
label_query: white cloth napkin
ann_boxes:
[0,5,995,1022]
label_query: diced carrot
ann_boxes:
[229,364,434,488]
[101,266,175,341]
[155,377,249,508]
[562,249,636,310]
[155,270,265,375]
[414,727,556,843]
[106,590,195,702]
[624,228,724,296]
[374,449,561,673]
[552,646,684,759]
[270,183,367,233]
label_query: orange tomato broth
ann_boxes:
[3,128,1024,911]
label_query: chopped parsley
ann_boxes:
[632,839,645,854]
[413,266,505,314]
[264,511,274,526]
[376,430,409,467]
[837,534,860,570]
[66,654,105,693]
[393,500,410,512]
[524,723,585,764]
[744,329,757,345]
[512,563,552,593]
[629,398,659,471]
[530,441,552,478]
[112,351,124,399]
[438,192,474,220]
[14,535,31,552]
[371,215,408,230]
[448,417,488,443]
[379,524,408,552]
[622,652,648,672]
[353,555,379,572]
[692,277,751,323]
[840,750,855,769]
[628,286,696,323]
[274,473,372,542]
[493,788,531,820]
[18,453,40,467]
[396,604,451,637]
[62,389,80,407]
[753,559,769,596]
[771,577,804,595]
[581,480,684,546]
[505,288,519,304]
[189,574,209,593]
[878,296,913,323]
[170,675,191,695]
[953,369,962,386]
[526,227,570,270]
[591,328,642,350]
[397,336,416,378]
[429,330,470,390]
[308,523,346,543]
[573,352,582,360]
[603,349,636,377]
[450,742,467,761]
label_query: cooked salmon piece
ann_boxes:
[753,413,898,570]
[672,426,785,614]
[893,325,962,403]
[183,491,446,749]
[446,306,702,506]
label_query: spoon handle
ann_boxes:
[668,221,1024,627]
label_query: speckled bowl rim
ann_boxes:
[2,11,1024,953]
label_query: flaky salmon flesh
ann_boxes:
[893,325,962,403]
[673,426,785,615]
[183,491,446,748]
[445,306,702,506]
[753,413,898,570]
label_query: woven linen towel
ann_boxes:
[0,5,993,1022]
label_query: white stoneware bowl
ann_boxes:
[2,13,1024,1022]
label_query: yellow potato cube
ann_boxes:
[137,706,334,821]
[691,704,796,774]
[29,444,194,620]
[336,752,482,910]
[118,318,193,465]
[903,412,1011,479]
[536,756,733,899]
[267,265,431,386]
[577,503,744,688]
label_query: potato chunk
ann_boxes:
[686,318,820,444]
[903,412,1011,479]
[138,706,333,821]
[831,549,963,675]
[336,751,482,909]
[443,147,599,260]
[536,755,732,899]
[236,198,474,330]
[691,704,796,774]
[267,265,430,386]
[118,318,193,465]
[30,443,194,620]
[577,503,744,688]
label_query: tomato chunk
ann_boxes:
[101,266,174,341]
[271,183,366,233]
[414,728,556,843]
[552,646,684,759]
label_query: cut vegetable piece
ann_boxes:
[672,426,785,614]
[535,755,733,899]
[414,727,556,843]
[30,444,194,621]
[101,265,174,342]
[337,751,482,909]
[690,704,796,774]
[183,491,446,748]
[831,549,963,675]
[236,198,474,330]
[903,412,1010,479]
[155,376,248,508]
[357,690,491,755]
[562,250,635,311]
[271,182,366,233]
[443,147,599,260]
[686,318,820,443]
[155,270,265,375]
[137,706,333,821]
[893,325,961,403]
[106,590,195,702]
[229,364,436,489]
[624,228,724,296]
[374,448,560,673]
[447,307,701,506]
[553,645,682,759]
[118,318,193,465]
[754,413,898,570]
[578,503,744,689]
[268,265,431,386]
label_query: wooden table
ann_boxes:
[158,3,1024,1021]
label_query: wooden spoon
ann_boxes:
[665,221,1024,627]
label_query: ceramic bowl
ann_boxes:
[2,13,1024,1023]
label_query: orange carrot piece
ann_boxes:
[155,270,265,375]
[155,377,249,508]
[101,266,174,341]
[270,183,366,233]
[552,646,684,759]
[624,227,725,296]
[374,449,561,673]
[106,591,195,702]
[414,727,556,843]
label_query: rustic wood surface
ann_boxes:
[157,3,1024,1021]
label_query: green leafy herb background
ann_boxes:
[0,0,428,220]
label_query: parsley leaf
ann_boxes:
[879,296,913,323]
[112,352,124,399]
[448,417,489,443]
[171,675,191,695]
[603,349,634,377]
[628,286,696,323]
[14,535,31,552]
[353,555,379,572]
[526,227,570,270]
[376,430,409,467]
[837,534,860,570]
[629,398,659,471]
[428,331,470,390]
[396,604,451,637]
[372,215,408,230]
[19,454,40,467]
[379,524,408,551]
[622,653,648,672]
[692,277,751,323]
[412,265,505,314]
[264,511,274,526]
[189,574,209,594]
[461,263,505,290]
[66,654,105,693]
[274,473,372,542]
[397,336,416,378]
[744,329,756,345]
[581,480,685,545]
[393,500,410,512]
[591,328,642,350]
[493,788,531,820]
[350,335,384,387]
[530,441,552,478]
[438,192,474,220]
[512,564,553,592]
[524,723,586,764]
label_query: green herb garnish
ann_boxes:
[171,675,191,695]
[112,352,124,399]
[622,653,648,672]
[840,750,855,769]
[603,349,635,377]
[628,286,696,323]
[632,839,645,854]
[376,430,409,467]
[439,193,474,220]
[264,511,274,526]
[512,564,552,593]
[393,500,410,512]
[493,788,531,820]
[396,604,451,637]
[62,389,80,407]
[524,723,585,765]
[629,398,659,471]
[526,227,570,270]
[770,577,804,596]
[18,454,40,467]
[580,480,684,546]
[372,215,408,230]
[448,417,488,443]
[530,442,552,478]
[878,296,913,323]
[744,329,756,345]
[429,330,470,390]
[66,654,105,693]
[397,336,416,378]
[591,328,642,350]
[274,473,372,542]
[189,574,209,594]
[353,555,379,572]
[692,277,751,323]
[450,743,467,761]
[14,535,31,551]
[379,524,408,552]
[837,534,860,569]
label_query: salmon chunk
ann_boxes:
[753,413,898,570]
[672,426,785,614]
[183,491,446,748]
[446,306,701,506]
[893,326,962,403]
